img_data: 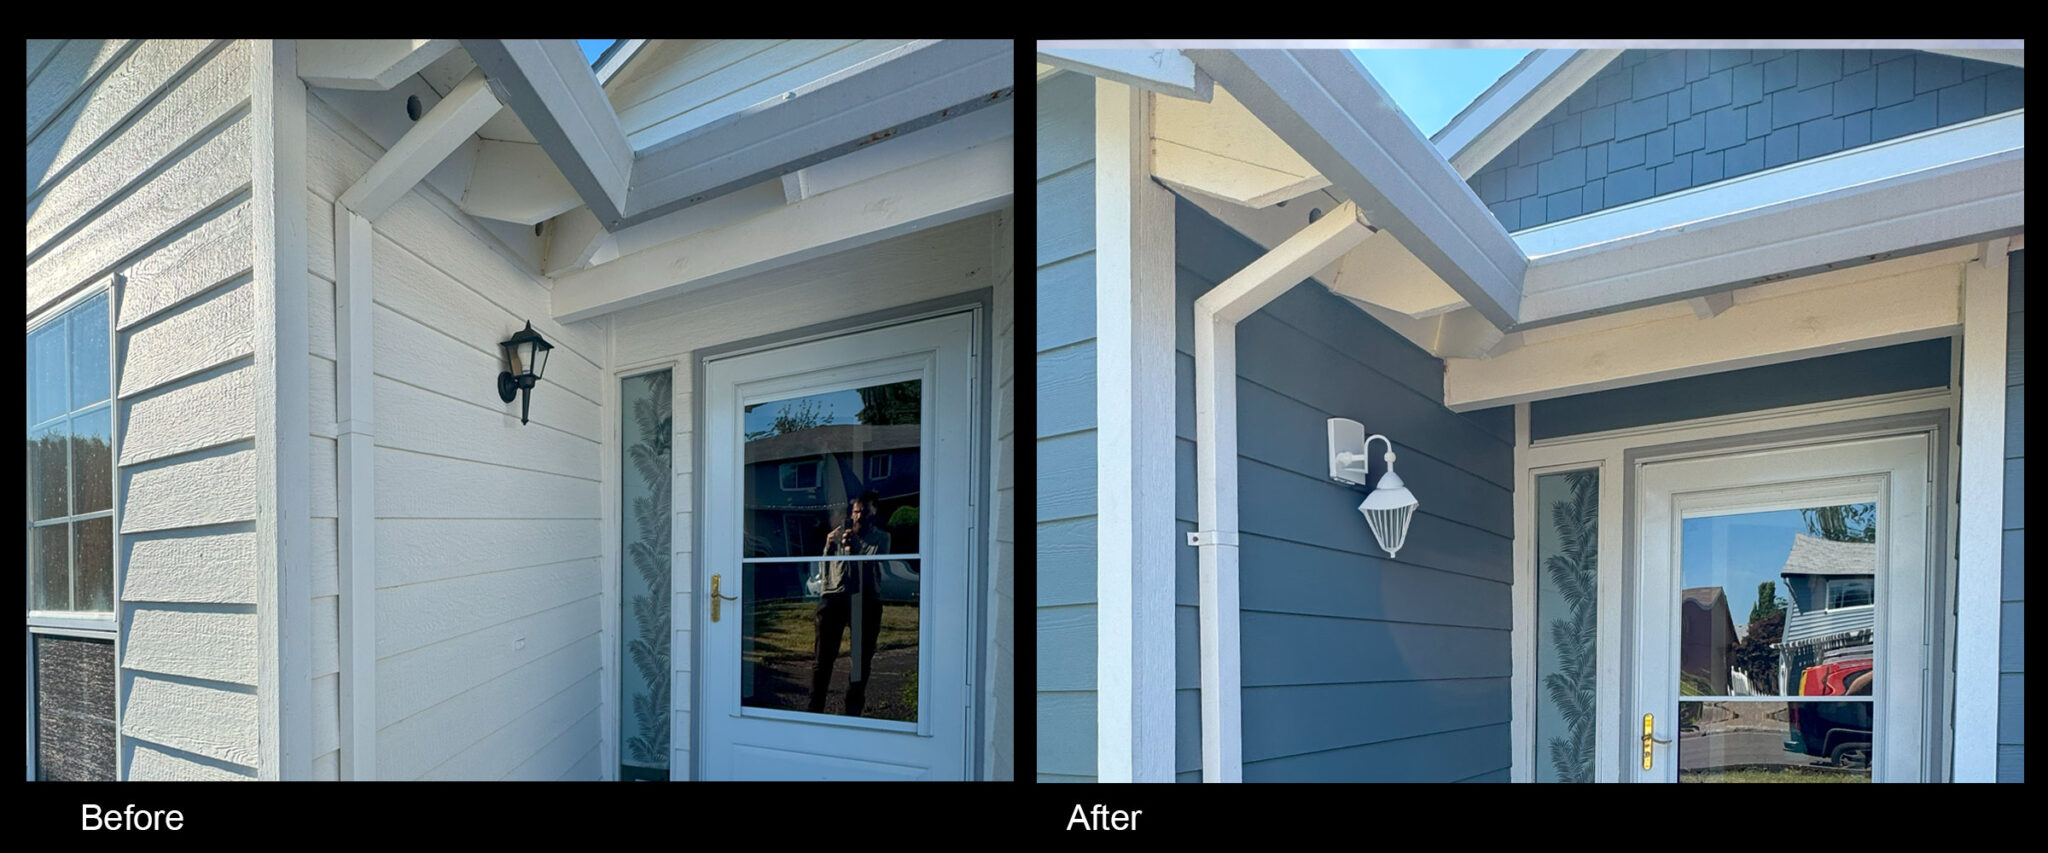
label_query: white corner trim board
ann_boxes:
[1950,255,2009,782]
[333,205,377,780]
[1192,200,1376,783]
[1093,79,1178,783]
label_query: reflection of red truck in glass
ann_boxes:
[1783,651,1874,766]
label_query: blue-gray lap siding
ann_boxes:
[1035,71,1099,783]
[2001,248,2024,782]
[1467,49,2025,231]
[1174,199,1517,782]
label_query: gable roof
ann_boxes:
[1781,533,1877,578]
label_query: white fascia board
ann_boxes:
[1187,48,1527,329]
[550,135,1012,322]
[1037,47,1213,102]
[623,39,1014,230]
[1434,49,1622,179]
[463,39,634,225]
[1517,113,2025,327]
[1924,48,2023,68]
[593,38,647,85]
[298,39,457,91]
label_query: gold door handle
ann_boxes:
[709,573,738,622]
[1641,713,1673,770]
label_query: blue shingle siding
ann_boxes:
[1467,50,2022,231]
[1173,199,1515,782]
[2000,249,2025,782]
[1035,71,1098,783]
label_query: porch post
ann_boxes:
[1093,78,1177,782]
[1953,246,2011,782]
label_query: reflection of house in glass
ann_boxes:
[1776,534,1877,694]
[743,423,922,600]
[1681,587,1738,695]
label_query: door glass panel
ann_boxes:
[1535,469,1599,782]
[619,370,671,781]
[741,558,919,722]
[742,380,920,559]
[1678,503,1876,782]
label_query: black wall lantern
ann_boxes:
[497,321,553,425]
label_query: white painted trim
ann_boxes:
[626,39,1014,229]
[297,39,457,91]
[1516,110,2025,260]
[551,135,1013,323]
[337,68,503,222]
[251,39,312,781]
[593,39,647,86]
[1037,48,1213,102]
[462,39,634,226]
[1185,48,1526,329]
[1508,403,1532,782]
[1192,199,1376,784]
[332,205,376,780]
[1092,80,1178,783]
[1951,257,2008,782]
[1518,389,1955,782]
[1446,260,1966,411]
[1435,49,1623,179]
[1924,49,2023,68]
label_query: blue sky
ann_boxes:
[579,39,620,66]
[1350,50,1530,136]
[744,389,865,437]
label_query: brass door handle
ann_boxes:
[710,573,738,622]
[1641,713,1673,770]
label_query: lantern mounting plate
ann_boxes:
[498,371,520,403]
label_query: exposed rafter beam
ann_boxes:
[463,38,634,226]
[623,38,1014,230]
[298,39,457,91]
[551,135,1013,322]
[338,68,502,221]
[1187,48,1527,330]
[1037,47,1213,102]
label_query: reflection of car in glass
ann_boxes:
[804,560,920,604]
[1784,648,1873,767]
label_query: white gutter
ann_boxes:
[1190,200,1376,782]
[330,66,504,780]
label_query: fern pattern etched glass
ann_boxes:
[1535,470,1599,783]
[619,370,672,780]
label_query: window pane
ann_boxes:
[619,370,671,780]
[1678,701,1871,782]
[1535,469,1599,782]
[29,421,70,521]
[34,524,71,611]
[30,320,68,425]
[34,635,117,781]
[71,408,113,514]
[74,517,113,613]
[743,380,921,559]
[1680,503,1877,698]
[69,292,110,409]
[1828,578,1874,609]
[741,558,919,723]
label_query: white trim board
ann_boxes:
[1434,49,1622,179]
[1950,257,2009,782]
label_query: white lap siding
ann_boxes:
[608,211,1002,779]
[305,95,607,780]
[28,39,260,779]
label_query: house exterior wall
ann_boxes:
[1468,50,2024,231]
[305,96,609,781]
[1174,201,1518,782]
[2001,248,2024,782]
[29,39,267,781]
[1528,339,1952,441]
[607,211,1002,780]
[1034,70,1098,783]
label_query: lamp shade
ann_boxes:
[1357,465,1418,559]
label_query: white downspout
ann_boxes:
[1190,201,1376,782]
[331,68,504,780]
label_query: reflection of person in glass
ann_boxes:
[810,490,890,716]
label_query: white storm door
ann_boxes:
[699,312,974,780]
[1633,433,1933,782]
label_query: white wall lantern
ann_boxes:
[1328,418,1419,559]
